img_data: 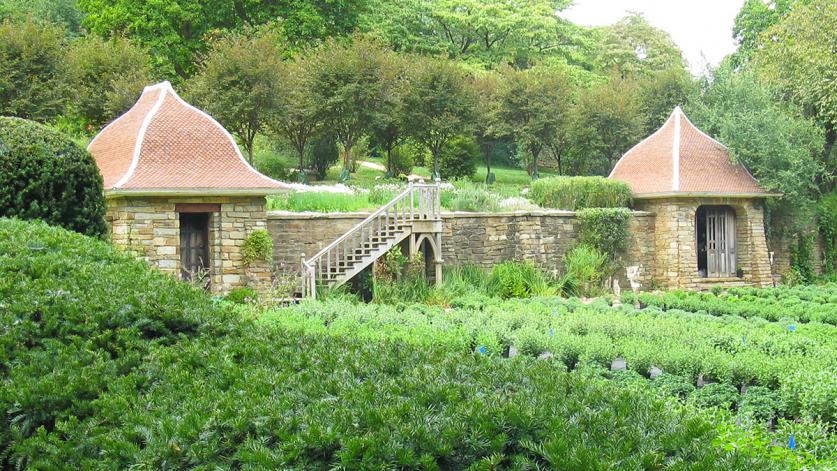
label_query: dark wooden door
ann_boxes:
[180,213,209,284]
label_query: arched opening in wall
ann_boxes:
[696,205,736,277]
[415,234,440,285]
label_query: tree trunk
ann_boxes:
[342,145,352,172]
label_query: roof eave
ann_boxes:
[632,191,782,199]
[105,187,289,198]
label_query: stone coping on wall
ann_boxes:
[267,209,654,220]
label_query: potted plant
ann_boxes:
[736,266,744,278]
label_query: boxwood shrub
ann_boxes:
[0,116,107,237]
[529,176,632,210]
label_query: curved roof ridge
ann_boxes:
[114,82,169,188]
[608,109,676,178]
[162,82,286,188]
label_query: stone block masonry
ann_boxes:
[268,210,657,290]
[107,195,272,294]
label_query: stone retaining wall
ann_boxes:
[267,210,657,290]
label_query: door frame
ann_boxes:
[179,212,211,287]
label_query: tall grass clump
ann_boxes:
[529,176,632,210]
[562,244,608,297]
[489,261,557,298]
[268,191,371,212]
[441,179,501,212]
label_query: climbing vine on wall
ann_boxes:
[242,229,273,265]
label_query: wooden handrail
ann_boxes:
[300,182,440,298]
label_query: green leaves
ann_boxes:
[529,176,632,210]
[0,117,106,237]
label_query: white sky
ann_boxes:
[561,0,746,75]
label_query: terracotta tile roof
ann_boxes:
[88,81,289,195]
[609,107,768,197]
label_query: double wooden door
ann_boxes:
[180,213,209,284]
[704,207,736,277]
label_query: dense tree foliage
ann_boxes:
[66,35,151,128]
[187,28,284,163]
[751,0,836,184]
[0,0,83,35]
[401,56,475,177]
[593,13,687,77]
[78,0,365,77]
[0,19,67,121]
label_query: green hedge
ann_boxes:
[0,218,783,469]
[577,207,631,259]
[0,116,107,237]
[529,176,632,210]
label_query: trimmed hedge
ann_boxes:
[529,176,632,210]
[0,218,782,469]
[0,116,107,237]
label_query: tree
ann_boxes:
[270,56,320,178]
[0,19,67,121]
[186,28,283,163]
[568,78,646,175]
[751,0,837,188]
[687,67,824,225]
[0,0,84,35]
[78,0,367,78]
[0,116,107,237]
[469,71,501,182]
[306,36,395,177]
[637,67,697,134]
[492,66,573,177]
[368,52,407,177]
[401,56,475,177]
[593,13,687,78]
[66,36,151,129]
[730,0,801,67]
[359,0,579,67]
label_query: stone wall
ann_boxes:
[107,195,271,293]
[268,210,657,290]
[633,196,773,289]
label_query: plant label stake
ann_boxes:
[789,434,796,451]
[478,346,486,355]
[788,324,796,332]
[549,327,554,337]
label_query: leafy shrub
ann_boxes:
[563,244,607,297]
[489,261,555,299]
[529,176,632,210]
[389,146,414,176]
[738,386,780,424]
[255,153,289,181]
[308,133,339,180]
[225,287,258,304]
[0,116,107,237]
[689,383,741,410]
[439,135,479,179]
[450,185,500,212]
[651,373,696,400]
[577,207,631,261]
[242,229,273,265]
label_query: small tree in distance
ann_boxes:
[401,56,475,178]
[186,27,284,163]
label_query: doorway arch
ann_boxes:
[696,205,737,277]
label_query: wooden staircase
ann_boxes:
[300,183,442,299]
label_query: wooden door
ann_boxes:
[180,213,210,284]
[705,207,735,277]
